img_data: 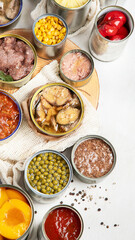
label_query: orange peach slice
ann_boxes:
[0,188,8,208]
[6,189,27,203]
[0,199,32,239]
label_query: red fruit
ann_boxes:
[117,26,129,37]
[104,11,127,25]
[109,34,126,40]
[98,23,118,37]
[108,18,124,29]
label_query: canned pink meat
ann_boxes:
[61,52,91,81]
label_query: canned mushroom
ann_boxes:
[37,205,84,240]
[71,135,116,184]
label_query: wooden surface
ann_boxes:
[0,29,100,109]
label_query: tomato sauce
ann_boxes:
[0,93,19,139]
[44,207,81,240]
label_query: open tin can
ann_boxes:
[59,49,94,88]
[37,205,84,240]
[24,150,73,203]
[71,135,116,184]
[89,6,134,61]
[0,184,34,240]
[47,0,92,33]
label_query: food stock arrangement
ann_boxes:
[0,0,134,239]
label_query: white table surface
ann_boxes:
[2,1,135,239]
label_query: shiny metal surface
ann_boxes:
[0,184,34,240]
[89,6,134,62]
[71,135,116,184]
[59,49,94,88]
[37,205,84,240]
[30,82,84,137]
[99,0,117,8]
[0,34,37,89]
[24,150,73,203]
[47,0,92,33]
[0,0,23,31]
[32,14,68,59]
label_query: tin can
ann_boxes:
[37,205,84,240]
[0,184,34,240]
[0,90,22,144]
[24,150,73,203]
[59,49,94,88]
[47,0,92,34]
[89,6,134,61]
[0,34,37,89]
[71,135,116,184]
[32,14,68,59]
[29,82,84,137]
[0,0,23,31]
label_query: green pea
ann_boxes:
[34,169,38,173]
[51,189,54,193]
[41,169,45,173]
[48,174,52,178]
[45,160,49,164]
[44,172,48,176]
[35,161,39,166]
[53,167,57,171]
[37,156,41,161]
[53,172,58,177]
[31,161,34,165]
[38,166,42,170]
[37,181,41,186]
[57,169,61,174]
[42,156,46,161]
[47,179,51,183]
[49,183,53,188]
[35,175,40,180]
[61,175,66,180]
[41,189,46,194]
[36,171,41,176]
[40,174,44,179]
[33,157,37,161]
[48,165,53,170]
[45,153,49,156]
[37,186,41,191]
[54,163,58,167]
[30,175,34,180]
[39,154,43,157]
[56,176,60,181]
[50,170,54,174]
[62,166,66,171]
[40,160,44,165]
[45,183,49,186]
[59,163,63,168]
[48,156,53,160]
[54,185,58,190]
[42,179,46,184]
[63,182,67,187]
[46,187,50,191]
[57,188,61,192]
[42,164,47,169]
[59,179,63,184]
[61,171,66,175]
[53,180,58,185]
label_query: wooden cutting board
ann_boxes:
[0,29,100,109]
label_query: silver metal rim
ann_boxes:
[24,150,73,199]
[0,184,34,240]
[60,49,94,84]
[51,0,91,11]
[71,135,117,181]
[33,13,68,47]
[94,5,134,43]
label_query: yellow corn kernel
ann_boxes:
[59,33,64,39]
[40,26,44,32]
[57,25,62,30]
[61,27,66,33]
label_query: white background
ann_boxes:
[3,0,135,239]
